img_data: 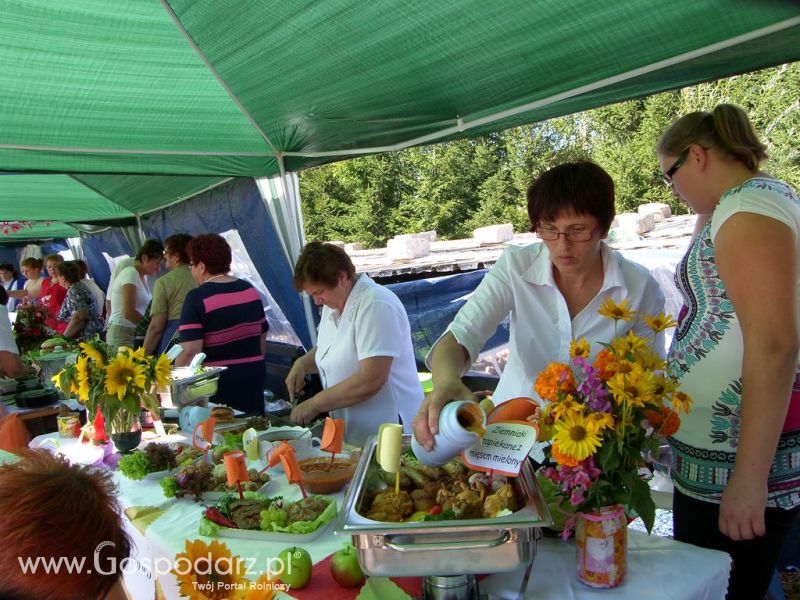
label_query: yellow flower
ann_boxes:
[598,297,635,322]
[153,353,173,387]
[79,341,105,366]
[643,312,677,333]
[587,411,615,431]
[105,354,147,401]
[611,330,649,359]
[125,346,146,362]
[549,398,584,420]
[652,373,677,401]
[607,367,656,408]
[242,573,277,600]
[569,338,591,359]
[172,539,247,600]
[671,390,694,415]
[75,355,91,402]
[553,412,603,462]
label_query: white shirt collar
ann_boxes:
[520,242,626,293]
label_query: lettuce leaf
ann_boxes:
[271,496,337,534]
[198,517,219,537]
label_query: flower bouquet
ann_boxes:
[533,298,692,537]
[52,337,173,438]
[12,303,49,354]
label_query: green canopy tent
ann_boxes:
[0,0,798,343]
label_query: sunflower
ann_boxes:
[153,353,173,387]
[105,354,147,400]
[125,346,146,361]
[671,390,694,415]
[586,411,614,431]
[549,398,584,420]
[534,363,576,402]
[651,373,677,401]
[75,355,91,402]
[643,312,677,333]
[79,341,105,366]
[553,412,603,462]
[242,573,277,600]
[607,368,656,408]
[569,338,591,360]
[172,539,247,600]
[598,297,635,322]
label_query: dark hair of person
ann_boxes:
[20,257,43,272]
[0,450,131,600]
[526,161,616,234]
[44,253,64,265]
[293,241,356,291]
[657,103,768,172]
[0,263,19,279]
[57,261,82,285]
[187,233,231,275]
[135,238,165,262]
[164,233,193,265]
[75,259,89,278]
[0,286,7,307]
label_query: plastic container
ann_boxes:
[411,400,486,466]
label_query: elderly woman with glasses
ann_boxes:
[656,104,800,600]
[413,161,665,451]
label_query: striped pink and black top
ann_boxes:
[179,279,268,367]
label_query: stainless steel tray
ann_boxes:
[334,434,552,577]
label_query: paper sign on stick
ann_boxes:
[192,417,216,450]
[461,422,539,477]
[320,418,344,454]
[377,423,403,494]
[152,419,167,438]
[223,450,249,486]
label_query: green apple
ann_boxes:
[330,544,365,588]
[276,546,312,589]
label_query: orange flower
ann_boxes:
[534,363,576,402]
[550,442,582,468]
[592,348,616,380]
[644,405,681,436]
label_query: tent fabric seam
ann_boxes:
[0,144,273,157]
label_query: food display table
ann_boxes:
[29,432,730,600]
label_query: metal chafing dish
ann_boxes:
[157,366,226,409]
[335,434,551,597]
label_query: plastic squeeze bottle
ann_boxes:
[411,400,486,466]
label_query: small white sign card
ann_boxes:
[461,421,538,477]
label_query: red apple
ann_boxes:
[330,544,365,588]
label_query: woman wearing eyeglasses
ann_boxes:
[413,161,665,450]
[657,104,800,600]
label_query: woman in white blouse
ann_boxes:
[413,162,665,451]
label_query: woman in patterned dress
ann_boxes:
[658,104,800,600]
[54,261,104,341]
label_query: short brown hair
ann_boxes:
[657,104,767,172]
[526,161,615,234]
[165,233,193,265]
[135,238,165,262]
[187,233,231,275]
[0,450,131,600]
[293,242,355,291]
[56,260,81,284]
[20,257,43,271]
[44,253,63,265]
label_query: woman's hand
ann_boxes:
[412,376,475,451]
[285,358,308,400]
[290,397,320,426]
[719,471,767,540]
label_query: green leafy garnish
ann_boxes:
[160,476,179,498]
[424,509,456,521]
[117,452,152,480]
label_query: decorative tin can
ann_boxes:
[575,504,627,588]
[57,413,81,438]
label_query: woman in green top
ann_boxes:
[143,234,196,356]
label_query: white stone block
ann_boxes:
[345,242,363,252]
[394,230,437,242]
[387,236,431,260]
[615,212,655,235]
[473,223,514,244]
[637,202,671,221]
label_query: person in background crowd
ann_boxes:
[412,161,665,452]
[104,255,135,322]
[76,259,106,320]
[106,239,164,352]
[39,254,67,330]
[287,241,424,446]
[0,287,23,378]
[177,234,267,415]
[0,449,131,600]
[53,261,103,341]
[0,263,21,312]
[657,104,800,600]
[8,257,44,303]
[144,234,196,356]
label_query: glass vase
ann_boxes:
[575,503,627,588]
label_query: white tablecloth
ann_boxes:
[30,433,730,600]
